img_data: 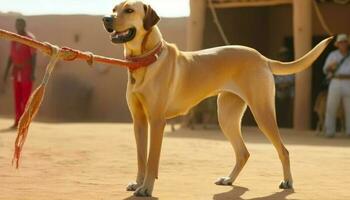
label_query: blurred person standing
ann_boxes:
[323,34,350,137]
[2,18,36,129]
[274,46,294,128]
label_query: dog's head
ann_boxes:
[103,0,160,44]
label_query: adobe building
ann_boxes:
[187,0,350,130]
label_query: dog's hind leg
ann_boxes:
[215,92,250,186]
[246,76,293,189]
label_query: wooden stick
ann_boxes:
[0,29,141,69]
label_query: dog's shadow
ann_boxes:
[121,186,293,200]
[213,186,296,200]
[122,196,158,200]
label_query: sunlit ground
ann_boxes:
[1,118,350,200]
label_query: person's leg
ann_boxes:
[13,79,22,126]
[342,80,350,135]
[325,80,342,137]
[20,81,33,116]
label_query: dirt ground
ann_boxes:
[1,118,350,200]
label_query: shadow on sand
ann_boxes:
[166,127,350,148]
[0,127,16,134]
[213,186,296,200]
[123,195,159,200]
[121,186,293,200]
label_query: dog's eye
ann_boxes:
[124,8,134,14]
[112,8,116,13]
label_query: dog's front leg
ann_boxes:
[126,116,148,191]
[134,118,165,197]
[126,95,148,191]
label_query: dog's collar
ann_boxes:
[125,41,164,71]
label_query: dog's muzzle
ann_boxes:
[103,16,114,33]
[102,16,137,43]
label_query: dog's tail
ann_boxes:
[268,37,333,75]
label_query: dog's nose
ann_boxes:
[103,16,113,24]
[102,16,114,33]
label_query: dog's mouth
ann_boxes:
[111,27,136,43]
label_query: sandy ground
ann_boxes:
[1,118,350,200]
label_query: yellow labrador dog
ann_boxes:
[103,0,332,197]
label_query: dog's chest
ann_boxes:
[128,68,147,87]
[129,73,136,84]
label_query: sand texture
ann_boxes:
[1,119,350,200]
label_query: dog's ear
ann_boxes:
[143,4,160,31]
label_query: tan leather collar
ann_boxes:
[125,40,164,71]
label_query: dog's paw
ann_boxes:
[215,177,233,186]
[126,182,141,191]
[133,185,152,197]
[279,180,293,189]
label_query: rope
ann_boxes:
[42,43,61,85]
[12,44,61,168]
[312,0,333,36]
[208,0,231,45]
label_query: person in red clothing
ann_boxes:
[3,18,36,129]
